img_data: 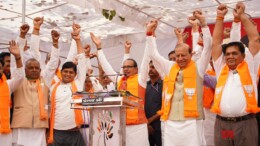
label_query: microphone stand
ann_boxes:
[115,73,120,91]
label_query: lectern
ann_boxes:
[71,91,142,146]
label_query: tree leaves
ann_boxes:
[102,9,125,21]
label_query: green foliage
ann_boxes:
[102,9,125,22]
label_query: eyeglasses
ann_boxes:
[121,65,135,69]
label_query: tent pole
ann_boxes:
[22,0,26,24]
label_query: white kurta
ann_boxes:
[164,120,205,146]
[51,42,89,130]
[213,20,260,117]
[146,26,212,146]
[12,129,46,146]
[0,67,24,146]
[126,124,149,146]
[12,35,60,146]
[97,47,150,146]
[203,108,216,146]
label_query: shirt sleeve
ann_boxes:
[192,44,203,62]
[245,48,260,82]
[7,67,25,93]
[11,37,26,75]
[75,53,89,90]
[203,74,217,89]
[196,27,213,78]
[43,46,60,89]
[138,49,150,88]
[192,32,200,50]
[147,36,173,76]
[90,77,104,92]
[66,40,77,62]
[230,22,241,42]
[213,54,225,78]
[97,50,117,83]
[29,34,41,63]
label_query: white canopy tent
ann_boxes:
[0,0,259,72]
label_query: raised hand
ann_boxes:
[193,10,206,27]
[72,57,78,65]
[182,32,189,43]
[235,2,246,18]
[88,69,93,76]
[51,30,60,42]
[188,16,199,32]
[216,4,228,17]
[124,41,132,54]
[188,16,198,26]
[23,40,29,51]
[33,17,44,30]
[9,40,20,58]
[174,28,182,38]
[72,22,81,34]
[233,9,240,20]
[224,27,231,39]
[174,28,183,44]
[89,52,97,59]
[146,19,158,36]
[90,32,101,49]
[84,44,91,58]
[20,24,30,38]
[51,30,60,48]
[71,30,81,40]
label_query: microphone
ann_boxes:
[115,73,126,91]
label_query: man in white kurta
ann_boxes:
[90,34,150,146]
[145,11,212,146]
[48,25,90,146]
[211,3,260,146]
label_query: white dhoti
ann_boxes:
[161,121,165,146]
[0,133,12,146]
[12,128,46,146]
[203,108,216,146]
[164,119,205,146]
[126,123,149,146]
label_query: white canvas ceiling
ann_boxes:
[0,0,259,71]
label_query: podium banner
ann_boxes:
[90,107,125,146]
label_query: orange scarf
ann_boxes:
[0,79,11,133]
[166,61,199,118]
[2,74,7,81]
[211,61,260,114]
[157,75,168,119]
[118,74,147,125]
[35,79,48,121]
[203,69,216,109]
[51,69,62,86]
[258,66,260,77]
[48,81,83,144]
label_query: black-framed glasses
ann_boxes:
[121,65,135,69]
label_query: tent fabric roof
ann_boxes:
[0,0,259,70]
[1,0,260,49]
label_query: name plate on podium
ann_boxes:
[82,97,104,106]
